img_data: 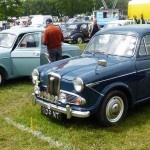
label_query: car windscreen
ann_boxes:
[0,33,16,48]
[84,33,137,57]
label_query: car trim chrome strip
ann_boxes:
[136,68,150,73]
[86,86,104,96]
[60,90,83,98]
[86,71,136,87]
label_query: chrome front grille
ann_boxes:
[36,72,86,105]
[47,72,61,96]
[37,89,86,105]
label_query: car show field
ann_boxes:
[1,0,150,149]
[0,43,150,150]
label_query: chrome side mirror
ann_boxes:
[98,59,107,67]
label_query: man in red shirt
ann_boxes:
[42,18,64,62]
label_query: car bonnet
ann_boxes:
[39,55,130,82]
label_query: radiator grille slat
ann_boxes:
[47,73,61,96]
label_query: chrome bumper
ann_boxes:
[32,94,90,119]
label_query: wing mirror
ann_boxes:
[98,59,107,67]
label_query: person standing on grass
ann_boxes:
[133,15,138,24]
[138,14,147,24]
[42,18,64,62]
[88,19,99,38]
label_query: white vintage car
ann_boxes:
[103,20,136,29]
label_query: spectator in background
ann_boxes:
[42,18,64,62]
[88,19,99,38]
[1,23,7,30]
[133,15,138,24]
[138,14,147,24]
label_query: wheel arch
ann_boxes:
[100,83,133,109]
[73,33,84,41]
[0,66,8,80]
[62,54,71,59]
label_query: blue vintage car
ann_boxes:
[32,25,150,126]
[0,27,80,85]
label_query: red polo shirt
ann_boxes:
[42,25,64,51]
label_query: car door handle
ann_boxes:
[33,52,40,56]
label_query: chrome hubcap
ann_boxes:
[78,38,82,43]
[106,96,124,123]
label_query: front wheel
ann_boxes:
[76,37,83,44]
[0,69,6,86]
[97,90,128,126]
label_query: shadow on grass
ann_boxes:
[1,76,32,88]
[45,100,150,131]
[1,77,150,132]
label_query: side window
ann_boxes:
[139,39,147,56]
[80,24,87,30]
[144,35,150,55]
[19,33,39,48]
[139,35,150,56]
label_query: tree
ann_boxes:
[0,0,22,20]
[0,0,131,21]
[55,0,95,17]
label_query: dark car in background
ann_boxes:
[32,25,150,126]
[63,22,91,44]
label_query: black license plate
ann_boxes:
[41,106,61,120]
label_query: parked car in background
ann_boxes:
[32,25,150,126]
[103,20,136,29]
[0,27,80,85]
[53,23,67,32]
[63,22,91,44]
[66,18,83,24]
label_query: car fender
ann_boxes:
[0,64,9,79]
[97,82,134,108]
[62,54,71,59]
[72,33,84,39]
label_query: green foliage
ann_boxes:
[0,0,130,21]
[0,0,22,20]
[55,0,95,17]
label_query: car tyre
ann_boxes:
[97,90,128,126]
[76,37,83,44]
[0,69,6,86]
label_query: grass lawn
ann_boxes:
[0,43,150,150]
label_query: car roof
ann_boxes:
[98,24,150,36]
[106,20,134,24]
[1,27,45,35]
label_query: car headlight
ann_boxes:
[32,69,39,84]
[73,77,84,92]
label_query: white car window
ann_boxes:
[19,33,39,48]
[0,33,16,48]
